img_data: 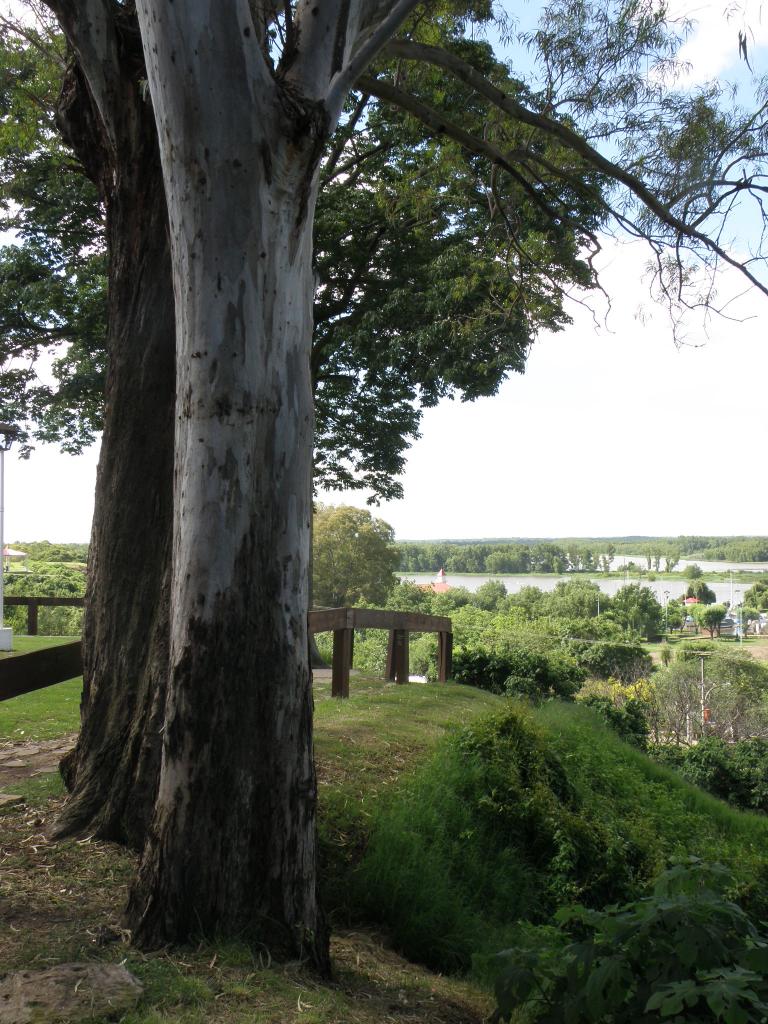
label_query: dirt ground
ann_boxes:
[0,733,75,790]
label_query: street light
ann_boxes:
[0,423,19,651]
[664,590,670,635]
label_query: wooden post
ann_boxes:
[385,630,396,681]
[437,631,453,682]
[331,628,353,698]
[28,600,38,637]
[393,628,409,684]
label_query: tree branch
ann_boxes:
[39,0,123,152]
[377,40,768,299]
[325,0,422,122]
[357,74,529,183]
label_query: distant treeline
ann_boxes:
[398,542,614,574]
[651,537,768,561]
[398,536,768,573]
[8,540,88,563]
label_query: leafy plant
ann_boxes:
[493,859,768,1023]
[582,695,650,749]
[452,646,584,700]
[653,738,768,814]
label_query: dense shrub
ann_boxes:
[581,695,650,749]
[569,639,652,682]
[653,737,768,814]
[328,701,768,979]
[493,859,768,1023]
[452,646,584,700]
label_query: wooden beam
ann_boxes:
[308,607,450,634]
[385,630,396,681]
[0,641,83,702]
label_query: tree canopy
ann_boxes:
[0,8,603,500]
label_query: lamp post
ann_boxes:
[0,423,19,651]
[664,589,670,635]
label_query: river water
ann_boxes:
[401,556,768,606]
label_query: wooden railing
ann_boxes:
[5,595,85,636]
[0,640,82,701]
[308,607,453,698]
[0,605,453,704]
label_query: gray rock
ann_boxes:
[0,795,24,811]
[0,963,143,1023]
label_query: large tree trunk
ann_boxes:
[126,2,329,967]
[52,49,173,849]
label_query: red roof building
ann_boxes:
[418,568,451,594]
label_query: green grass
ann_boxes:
[1,771,65,802]
[0,682,495,1024]
[0,635,81,740]
[0,676,82,740]
[0,634,76,656]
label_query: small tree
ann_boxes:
[744,581,768,612]
[312,504,399,608]
[693,603,727,638]
[611,584,664,639]
[472,580,509,612]
[687,581,717,605]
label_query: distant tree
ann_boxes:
[666,599,685,632]
[385,579,434,613]
[485,546,530,574]
[312,505,399,608]
[684,564,704,580]
[472,580,509,612]
[508,586,547,621]
[686,581,717,605]
[544,579,604,619]
[693,603,728,638]
[744,581,768,612]
[664,551,681,572]
[431,587,473,615]
[610,584,664,638]
[529,543,568,574]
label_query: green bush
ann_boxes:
[452,646,584,700]
[493,859,768,1023]
[570,639,652,682]
[582,695,650,749]
[653,738,768,815]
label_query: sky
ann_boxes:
[1,2,767,544]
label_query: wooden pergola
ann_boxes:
[0,607,454,705]
[308,607,453,698]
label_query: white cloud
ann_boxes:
[668,0,768,85]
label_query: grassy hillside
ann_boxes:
[341,699,768,977]
[4,678,768,1022]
